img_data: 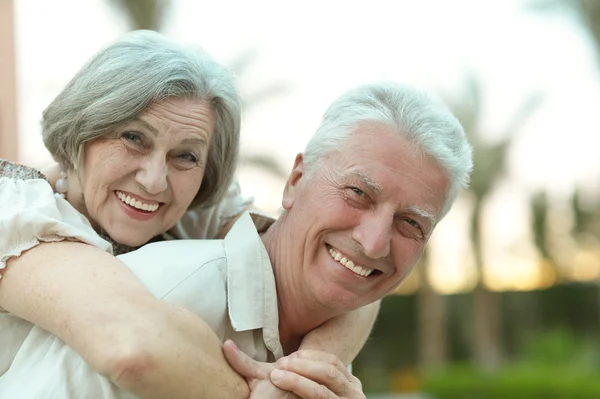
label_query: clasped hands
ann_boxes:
[223,340,366,399]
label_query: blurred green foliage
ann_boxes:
[521,328,599,368]
[423,365,600,399]
[423,327,600,398]
[354,284,600,394]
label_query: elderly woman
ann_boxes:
[0,31,378,399]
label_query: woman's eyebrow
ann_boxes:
[129,118,208,147]
[131,117,159,137]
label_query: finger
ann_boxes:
[248,378,298,399]
[287,351,353,381]
[270,369,334,399]
[223,339,271,380]
[276,357,350,394]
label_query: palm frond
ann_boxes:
[110,0,170,31]
[240,154,288,179]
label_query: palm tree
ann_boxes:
[568,187,600,326]
[531,191,551,259]
[529,0,600,56]
[447,75,542,372]
[571,188,599,238]
[564,0,600,342]
[417,248,447,371]
[530,190,565,281]
[531,0,600,337]
[109,0,170,31]
[576,0,600,57]
[226,48,288,177]
[109,0,288,179]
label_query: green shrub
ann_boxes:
[423,365,600,399]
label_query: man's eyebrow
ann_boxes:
[351,171,382,195]
[406,205,436,226]
[132,117,159,137]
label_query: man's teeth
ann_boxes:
[328,248,374,277]
[116,191,159,212]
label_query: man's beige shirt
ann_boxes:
[0,212,283,398]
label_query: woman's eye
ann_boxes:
[122,132,142,144]
[177,152,199,164]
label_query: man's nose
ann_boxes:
[352,211,392,259]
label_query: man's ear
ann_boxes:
[282,153,305,210]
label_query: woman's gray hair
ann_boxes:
[42,30,241,208]
[303,82,473,218]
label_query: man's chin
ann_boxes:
[316,288,364,312]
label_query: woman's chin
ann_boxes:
[105,229,153,248]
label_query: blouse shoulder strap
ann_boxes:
[0,159,48,181]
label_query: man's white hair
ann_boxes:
[303,82,473,218]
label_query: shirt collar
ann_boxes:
[223,212,283,358]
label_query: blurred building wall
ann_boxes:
[0,0,18,161]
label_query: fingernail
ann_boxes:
[271,369,285,383]
[227,340,239,351]
[276,357,289,368]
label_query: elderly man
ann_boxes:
[0,82,472,398]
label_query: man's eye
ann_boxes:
[403,218,425,238]
[395,217,425,239]
[350,187,366,197]
[405,218,420,228]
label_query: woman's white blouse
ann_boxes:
[0,176,252,280]
[0,177,112,278]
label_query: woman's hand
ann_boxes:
[224,340,366,399]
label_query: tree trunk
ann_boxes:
[417,249,447,371]
[597,280,600,336]
[471,199,504,372]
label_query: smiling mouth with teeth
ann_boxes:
[328,246,376,277]
[116,191,161,213]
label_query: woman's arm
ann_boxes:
[299,301,380,365]
[0,241,250,399]
[0,171,251,398]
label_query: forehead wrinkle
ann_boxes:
[351,171,382,195]
[132,117,210,148]
[180,136,207,147]
[132,117,159,137]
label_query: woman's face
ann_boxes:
[70,97,215,247]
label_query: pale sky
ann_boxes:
[13,0,600,292]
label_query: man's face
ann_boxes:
[281,122,450,312]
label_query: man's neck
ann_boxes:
[260,217,339,352]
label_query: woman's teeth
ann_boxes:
[116,191,159,212]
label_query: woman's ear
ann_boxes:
[281,153,305,210]
[40,162,62,185]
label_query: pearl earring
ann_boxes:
[56,170,69,196]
